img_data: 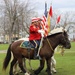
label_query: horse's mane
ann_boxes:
[46,32,62,38]
[49,27,64,35]
[46,27,66,38]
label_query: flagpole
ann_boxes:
[54,22,57,29]
[48,1,53,32]
[54,19,58,29]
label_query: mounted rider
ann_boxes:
[29,17,45,59]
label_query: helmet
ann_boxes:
[31,17,38,22]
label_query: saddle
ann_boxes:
[20,37,43,50]
[20,41,35,50]
[20,38,43,59]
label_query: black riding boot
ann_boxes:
[34,49,39,59]
[34,48,41,60]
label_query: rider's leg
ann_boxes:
[30,40,38,58]
[34,40,41,59]
[30,40,41,59]
[33,40,38,58]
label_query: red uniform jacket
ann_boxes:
[29,24,41,40]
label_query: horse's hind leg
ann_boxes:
[34,59,45,75]
[18,58,29,75]
[9,58,17,75]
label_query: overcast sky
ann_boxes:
[29,0,75,16]
[1,0,75,16]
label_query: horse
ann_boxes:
[13,48,58,74]
[13,55,56,75]
[13,52,57,75]
[3,27,71,75]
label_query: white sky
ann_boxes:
[1,0,75,16]
[29,0,75,16]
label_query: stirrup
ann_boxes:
[34,55,41,60]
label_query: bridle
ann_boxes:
[46,31,68,52]
[60,32,68,46]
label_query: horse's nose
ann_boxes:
[67,44,71,49]
[69,44,71,49]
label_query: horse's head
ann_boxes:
[59,30,71,49]
[47,27,71,49]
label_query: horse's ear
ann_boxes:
[64,28,67,32]
[63,31,67,36]
[62,27,67,35]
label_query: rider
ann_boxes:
[29,17,45,59]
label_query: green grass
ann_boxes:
[0,54,9,75]
[70,42,75,51]
[0,42,75,75]
[54,52,75,75]
[0,44,9,50]
[0,51,75,75]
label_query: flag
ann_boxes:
[47,5,53,32]
[44,2,47,18]
[39,2,49,36]
[56,15,61,24]
[41,15,49,36]
[49,5,53,17]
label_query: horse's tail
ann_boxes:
[3,44,11,70]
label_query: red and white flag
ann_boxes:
[41,15,49,36]
[49,5,53,17]
[56,15,61,24]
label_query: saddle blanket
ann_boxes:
[20,41,35,50]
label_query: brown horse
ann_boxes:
[3,28,71,75]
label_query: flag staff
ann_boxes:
[47,1,53,32]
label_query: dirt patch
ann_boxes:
[0,50,7,53]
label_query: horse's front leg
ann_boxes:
[46,58,52,75]
[34,59,45,75]
[51,56,57,73]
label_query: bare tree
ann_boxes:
[0,0,37,43]
[51,10,75,30]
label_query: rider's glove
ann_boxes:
[38,30,45,37]
[38,30,45,34]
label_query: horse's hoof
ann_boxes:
[52,68,57,73]
[14,73,19,75]
[45,69,48,72]
[34,71,38,75]
[24,72,30,75]
[14,72,19,75]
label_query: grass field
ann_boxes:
[0,52,75,75]
[0,44,9,50]
[0,42,75,75]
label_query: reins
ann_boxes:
[46,38,54,51]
